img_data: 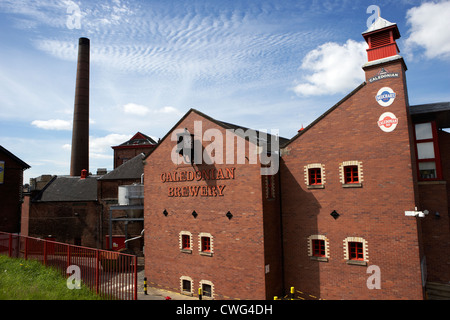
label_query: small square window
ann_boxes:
[180,231,193,253]
[308,168,322,185]
[182,234,191,250]
[201,237,211,252]
[202,283,212,297]
[344,166,359,184]
[419,162,437,179]
[312,239,325,257]
[182,279,191,292]
[348,242,364,261]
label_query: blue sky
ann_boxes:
[0,0,449,183]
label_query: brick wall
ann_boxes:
[23,199,101,248]
[114,147,153,169]
[144,111,277,299]
[418,131,450,283]
[0,151,26,233]
[280,58,424,300]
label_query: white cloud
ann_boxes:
[404,1,450,60]
[122,103,183,117]
[123,103,150,115]
[293,40,367,96]
[89,133,132,153]
[31,119,72,130]
[154,106,183,116]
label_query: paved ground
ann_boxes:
[136,266,197,300]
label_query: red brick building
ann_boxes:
[21,174,102,247]
[143,16,450,300]
[21,134,155,252]
[143,109,286,300]
[112,132,156,169]
[281,17,424,300]
[0,146,30,233]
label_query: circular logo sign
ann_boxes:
[377,112,399,132]
[376,87,396,107]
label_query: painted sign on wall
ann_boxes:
[369,68,399,83]
[160,167,236,197]
[376,87,396,107]
[378,112,399,132]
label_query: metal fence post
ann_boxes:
[134,255,138,300]
[43,240,47,266]
[95,250,100,295]
[8,234,12,257]
[67,244,71,270]
[24,237,28,260]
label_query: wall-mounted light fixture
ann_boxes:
[163,209,168,216]
[192,210,198,218]
[226,211,233,220]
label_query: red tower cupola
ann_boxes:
[362,16,401,62]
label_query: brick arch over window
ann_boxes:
[180,276,193,295]
[179,231,193,252]
[199,232,214,255]
[304,163,326,187]
[339,161,363,186]
[307,235,330,260]
[343,236,369,263]
[199,279,215,299]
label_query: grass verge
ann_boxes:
[0,255,102,300]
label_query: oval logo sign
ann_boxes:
[378,112,399,132]
[376,87,396,107]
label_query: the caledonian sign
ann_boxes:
[160,167,235,197]
[369,68,399,83]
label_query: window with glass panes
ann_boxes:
[344,165,359,183]
[312,239,326,257]
[308,168,322,185]
[182,234,191,250]
[201,236,211,252]
[348,242,364,260]
[414,121,442,180]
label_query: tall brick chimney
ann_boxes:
[70,37,90,176]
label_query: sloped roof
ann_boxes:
[112,132,157,149]
[0,145,30,169]
[99,153,145,180]
[410,102,450,128]
[37,175,99,202]
[363,16,397,35]
[143,108,289,160]
[410,102,450,115]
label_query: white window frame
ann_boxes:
[307,235,330,261]
[179,231,193,253]
[304,163,326,189]
[339,161,363,187]
[343,236,369,265]
[199,279,215,299]
[199,232,214,256]
[180,276,194,296]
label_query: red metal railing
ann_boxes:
[0,232,137,300]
